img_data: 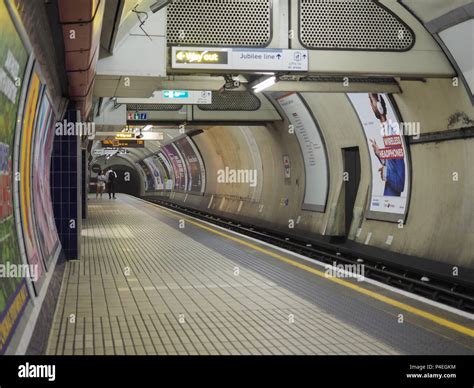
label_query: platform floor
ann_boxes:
[46,195,474,355]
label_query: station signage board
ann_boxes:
[118,90,212,105]
[171,47,308,72]
[163,90,189,99]
[93,148,118,157]
[101,139,145,148]
[105,130,165,141]
[115,133,134,139]
[128,112,148,120]
[162,90,212,104]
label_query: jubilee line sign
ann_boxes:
[171,47,309,72]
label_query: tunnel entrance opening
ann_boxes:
[343,147,361,237]
[90,164,141,198]
[109,165,141,197]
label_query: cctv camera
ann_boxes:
[150,0,173,13]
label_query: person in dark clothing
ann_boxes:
[106,168,117,199]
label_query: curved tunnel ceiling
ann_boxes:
[89,0,474,275]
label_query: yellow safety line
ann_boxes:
[146,201,474,338]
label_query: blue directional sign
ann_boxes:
[128,112,148,120]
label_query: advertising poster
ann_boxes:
[20,71,43,283]
[150,154,170,191]
[135,162,148,192]
[157,152,173,190]
[277,93,329,212]
[138,160,154,192]
[174,137,206,194]
[161,144,187,191]
[348,93,410,221]
[144,156,164,190]
[0,1,30,354]
[32,92,59,264]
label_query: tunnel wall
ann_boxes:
[359,79,474,269]
[137,79,473,281]
[1,2,64,354]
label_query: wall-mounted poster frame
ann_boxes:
[31,87,60,269]
[276,92,329,212]
[174,136,206,195]
[157,151,174,191]
[0,0,32,353]
[347,93,412,223]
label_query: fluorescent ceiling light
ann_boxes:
[252,76,276,93]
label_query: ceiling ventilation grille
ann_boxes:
[198,91,261,111]
[167,0,272,47]
[299,0,414,51]
[127,104,184,111]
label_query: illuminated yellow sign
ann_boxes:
[175,50,228,64]
[102,139,144,148]
[115,133,134,139]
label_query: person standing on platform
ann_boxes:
[96,170,107,199]
[106,168,118,199]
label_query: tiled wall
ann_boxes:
[51,108,81,260]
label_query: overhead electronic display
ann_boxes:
[115,133,134,139]
[110,131,164,141]
[348,93,410,222]
[277,93,329,212]
[101,139,145,148]
[171,47,308,72]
